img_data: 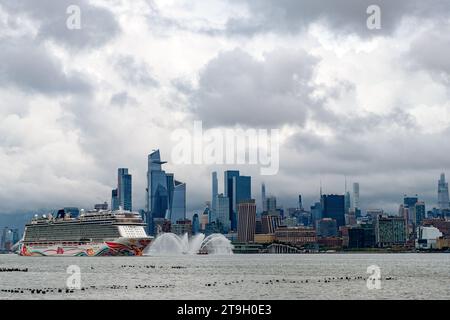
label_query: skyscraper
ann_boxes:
[310,202,322,223]
[111,189,119,211]
[201,212,209,230]
[404,195,419,224]
[345,192,351,214]
[146,150,186,235]
[215,194,230,232]
[212,172,218,212]
[414,201,426,226]
[224,170,251,231]
[166,173,174,217]
[232,175,252,230]
[237,200,256,243]
[298,195,303,210]
[438,173,450,210]
[224,170,240,228]
[171,180,186,223]
[118,168,132,211]
[192,214,200,235]
[147,150,169,220]
[0,227,7,251]
[265,196,277,212]
[352,183,360,211]
[321,195,345,228]
[404,195,419,208]
[11,229,20,245]
[261,183,266,212]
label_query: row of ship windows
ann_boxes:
[25,232,119,237]
[25,226,146,240]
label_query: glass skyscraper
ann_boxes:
[261,183,266,212]
[212,172,218,212]
[215,194,230,233]
[232,175,251,231]
[345,191,351,214]
[224,170,239,230]
[147,150,169,221]
[192,214,200,235]
[404,195,419,223]
[146,150,186,235]
[321,194,345,228]
[404,195,419,208]
[118,168,132,211]
[311,202,322,223]
[265,196,277,212]
[438,173,450,210]
[111,188,119,211]
[414,201,426,226]
[171,180,186,223]
[352,183,360,211]
[223,170,251,231]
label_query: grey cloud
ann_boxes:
[110,91,138,106]
[286,125,450,177]
[115,56,159,87]
[313,108,418,137]
[171,78,194,95]
[226,0,450,37]
[189,48,320,127]
[0,38,91,95]
[0,0,120,49]
[277,124,450,212]
[408,27,450,77]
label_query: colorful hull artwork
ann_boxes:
[19,238,152,257]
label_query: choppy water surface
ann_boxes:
[0,253,449,300]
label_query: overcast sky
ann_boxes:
[1,0,450,216]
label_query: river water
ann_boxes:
[0,253,448,300]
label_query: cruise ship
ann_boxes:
[19,209,152,257]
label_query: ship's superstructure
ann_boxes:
[19,209,152,256]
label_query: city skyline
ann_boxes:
[1,147,450,220]
[106,151,450,223]
[106,150,450,219]
[1,1,450,216]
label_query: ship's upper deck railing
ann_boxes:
[29,209,143,224]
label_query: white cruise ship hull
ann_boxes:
[19,237,152,257]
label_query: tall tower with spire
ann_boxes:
[344,176,351,214]
[438,173,450,210]
[352,182,360,211]
[261,183,266,212]
[212,172,218,212]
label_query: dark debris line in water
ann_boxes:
[205,275,395,287]
[0,284,176,296]
[0,272,396,296]
[0,267,28,272]
[120,265,187,269]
